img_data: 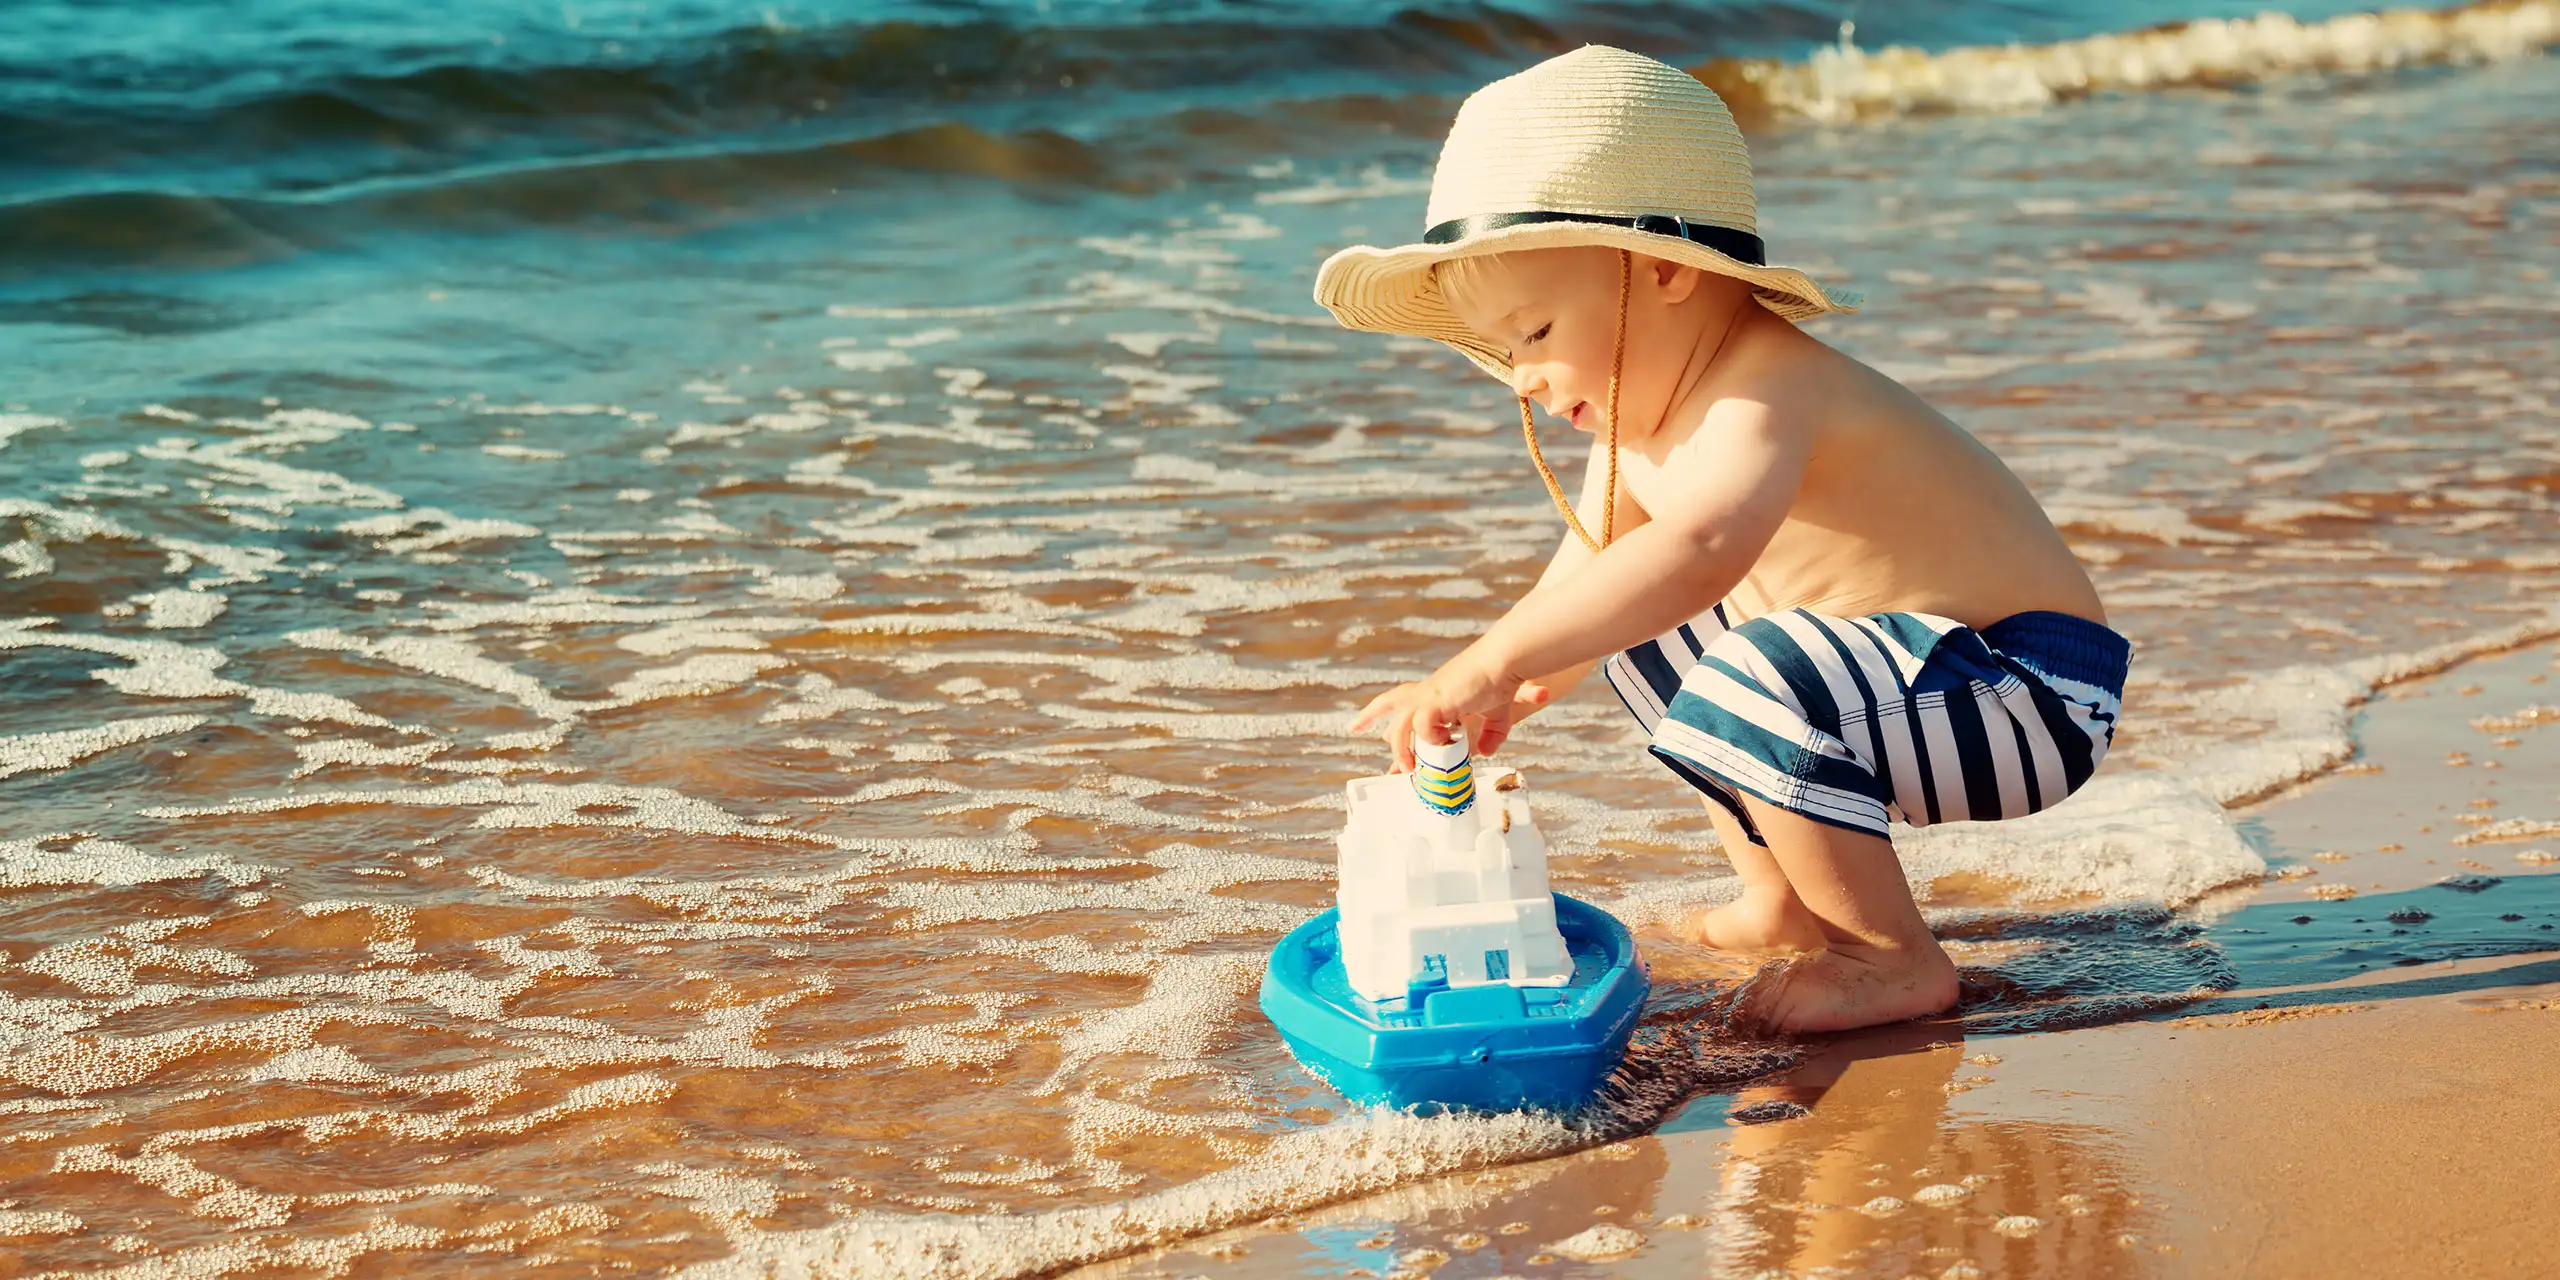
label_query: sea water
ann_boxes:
[1,1,2555,1275]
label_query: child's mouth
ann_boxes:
[1566,401,1589,429]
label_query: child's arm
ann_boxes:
[1522,655,1599,701]
[1512,434,1650,702]
[1473,393,1806,685]
[1352,392,1809,768]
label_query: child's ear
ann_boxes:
[1650,258,1706,305]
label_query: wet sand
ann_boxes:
[1074,643,2560,1280]
[1083,973,2560,1280]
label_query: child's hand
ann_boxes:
[1472,680,1557,758]
[1345,656,1550,772]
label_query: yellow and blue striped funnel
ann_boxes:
[1410,733,1475,816]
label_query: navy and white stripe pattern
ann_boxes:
[1603,605,2129,846]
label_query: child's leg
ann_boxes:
[1688,796,1825,953]
[1732,792,1959,1035]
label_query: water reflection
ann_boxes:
[1089,1015,2163,1279]
[1681,1022,2151,1278]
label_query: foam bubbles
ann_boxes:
[337,509,543,554]
[289,628,582,740]
[1543,1224,1646,1261]
[606,653,788,706]
[762,674,937,724]
[1714,1,2560,124]
[0,413,65,449]
[0,619,405,730]
[681,1107,1595,1280]
[0,835,264,890]
[0,1209,81,1238]
[134,588,229,629]
[1038,954,1261,1092]
[1899,773,2262,907]
[0,715,206,780]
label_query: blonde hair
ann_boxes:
[1429,251,1512,307]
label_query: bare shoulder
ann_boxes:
[1725,317,1871,417]
[1653,315,1852,458]
[1732,321,1969,466]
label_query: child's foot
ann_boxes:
[1688,888,1827,953]
[1750,941,1961,1034]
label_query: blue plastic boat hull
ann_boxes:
[1259,893,1649,1113]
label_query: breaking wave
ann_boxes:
[1700,0,2559,124]
[3,2,2552,274]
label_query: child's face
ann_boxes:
[1440,246,1711,439]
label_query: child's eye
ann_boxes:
[1525,323,1552,344]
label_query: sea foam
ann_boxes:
[1706,0,2560,124]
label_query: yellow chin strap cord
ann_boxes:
[1518,248,1629,553]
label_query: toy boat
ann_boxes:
[1260,735,1649,1112]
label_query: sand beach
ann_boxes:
[1081,640,2560,1279]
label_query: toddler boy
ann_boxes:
[1324,46,2128,1033]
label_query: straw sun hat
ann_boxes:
[1312,44,1859,385]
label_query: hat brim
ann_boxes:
[1313,221,1860,381]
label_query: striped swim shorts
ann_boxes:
[1603,605,2131,846]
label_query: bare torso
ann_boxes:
[1611,315,2104,631]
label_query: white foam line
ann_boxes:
[0,618,409,732]
[28,1217,448,1279]
[1037,705,1354,741]
[135,589,229,630]
[803,486,1190,525]
[853,417,1037,452]
[680,1107,1592,1280]
[288,629,583,736]
[418,590,718,633]
[0,413,64,450]
[2042,496,2248,546]
[135,778,833,845]
[0,498,140,543]
[0,835,266,890]
[336,508,543,554]
[0,1208,80,1238]
[154,536,288,587]
[2184,599,2560,806]
[818,786,1248,835]
[603,652,788,707]
[133,778,1054,883]
[291,738,448,777]
[866,850,1318,935]
[0,715,206,780]
[137,416,402,511]
[471,402,629,417]
[825,612,1123,643]
[762,674,938,724]
[617,618,807,656]
[1735,0,2560,124]
[1892,772,2264,907]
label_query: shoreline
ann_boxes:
[1070,641,2560,1279]
[1080,969,2560,1280]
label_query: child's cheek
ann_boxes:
[1574,340,1610,395]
